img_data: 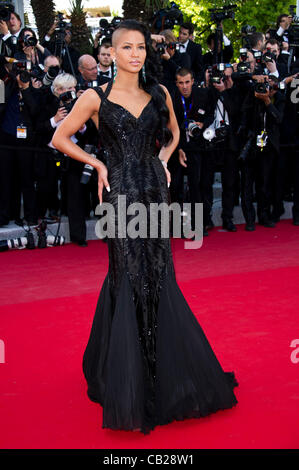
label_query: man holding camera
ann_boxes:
[171,67,209,236]
[0,7,22,57]
[240,75,286,229]
[43,20,80,75]
[201,65,240,232]
[0,59,40,227]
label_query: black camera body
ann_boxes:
[12,60,45,83]
[181,119,202,139]
[0,1,14,22]
[262,50,276,63]
[98,17,122,44]
[54,12,72,43]
[208,63,226,84]
[288,5,299,48]
[254,81,269,94]
[59,90,77,113]
[237,62,250,74]
[209,5,236,24]
[241,25,257,35]
[149,2,183,33]
[23,35,38,48]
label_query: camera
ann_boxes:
[254,80,269,93]
[42,65,60,86]
[12,60,45,83]
[269,80,286,91]
[12,59,32,82]
[76,80,98,92]
[149,2,183,33]
[208,63,226,84]
[23,34,38,48]
[156,40,167,55]
[0,1,14,22]
[181,119,202,139]
[288,5,299,48]
[54,12,72,43]
[262,50,276,63]
[241,25,257,35]
[237,62,250,73]
[80,144,97,185]
[59,90,77,113]
[98,17,122,44]
[239,48,248,61]
[209,5,236,24]
[203,122,230,146]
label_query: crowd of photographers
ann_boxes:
[0,3,299,246]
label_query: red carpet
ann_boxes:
[0,220,299,449]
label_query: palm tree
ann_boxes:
[69,0,92,55]
[30,0,56,40]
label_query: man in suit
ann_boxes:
[171,67,211,235]
[76,55,101,95]
[240,77,286,229]
[0,70,40,227]
[0,10,22,57]
[265,38,289,79]
[178,22,203,84]
[97,42,113,85]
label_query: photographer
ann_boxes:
[0,7,22,57]
[43,20,80,75]
[77,54,100,95]
[15,28,51,66]
[275,13,292,46]
[178,22,203,84]
[171,67,210,235]
[157,29,190,94]
[239,75,286,229]
[264,39,289,79]
[203,27,234,67]
[201,67,240,232]
[36,73,87,246]
[0,62,40,227]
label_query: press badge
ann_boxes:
[17,125,27,139]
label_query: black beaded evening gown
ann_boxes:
[82,80,238,435]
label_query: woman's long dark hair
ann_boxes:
[113,19,173,146]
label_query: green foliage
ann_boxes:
[174,0,292,58]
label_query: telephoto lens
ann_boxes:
[46,235,65,246]
[81,144,97,184]
[0,232,35,252]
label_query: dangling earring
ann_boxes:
[142,64,146,83]
[113,58,117,83]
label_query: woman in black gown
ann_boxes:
[52,19,238,435]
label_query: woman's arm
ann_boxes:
[52,88,110,203]
[157,84,180,188]
[158,84,180,164]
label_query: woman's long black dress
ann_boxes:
[82,80,238,435]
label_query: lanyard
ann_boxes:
[181,95,192,129]
[181,95,193,142]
